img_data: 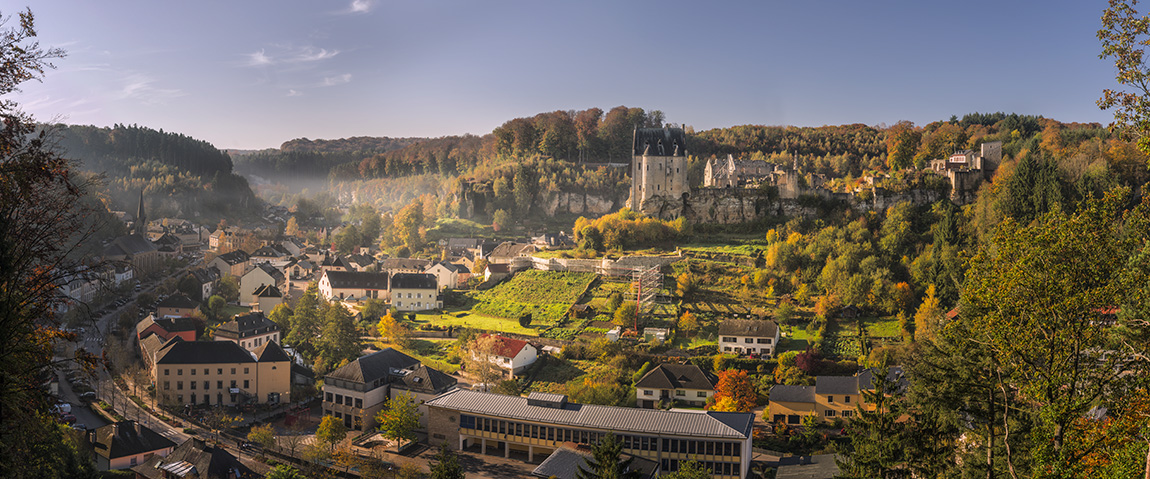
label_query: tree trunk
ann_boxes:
[1143,439,1149,479]
[987,387,995,479]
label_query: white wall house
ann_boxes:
[717,319,781,358]
[476,334,537,377]
[390,273,440,311]
[318,270,390,302]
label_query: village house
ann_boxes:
[717,319,781,358]
[187,267,220,302]
[425,261,470,290]
[476,334,537,378]
[767,367,907,425]
[252,284,284,312]
[320,253,353,272]
[213,311,280,352]
[380,257,432,275]
[132,438,252,479]
[103,234,160,277]
[318,270,390,302]
[487,241,536,265]
[152,338,291,407]
[239,263,285,307]
[484,263,511,282]
[155,293,199,319]
[634,363,718,409]
[390,273,440,311]
[250,244,291,264]
[207,249,250,278]
[322,348,457,431]
[88,421,175,471]
[346,253,376,272]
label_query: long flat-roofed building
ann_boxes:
[427,389,753,479]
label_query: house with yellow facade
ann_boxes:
[767,367,905,425]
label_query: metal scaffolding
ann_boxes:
[628,266,662,328]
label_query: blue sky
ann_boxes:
[10,0,1120,149]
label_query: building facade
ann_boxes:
[152,339,291,407]
[634,364,717,408]
[427,390,754,479]
[213,312,280,351]
[717,319,781,358]
[322,348,456,431]
[629,127,689,213]
[768,367,906,425]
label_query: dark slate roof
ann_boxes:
[323,270,389,289]
[91,421,175,461]
[717,318,779,338]
[325,348,420,384]
[136,315,196,337]
[251,245,288,258]
[380,258,432,271]
[815,376,859,396]
[390,273,437,290]
[769,385,816,404]
[254,284,282,298]
[633,127,687,157]
[111,234,159,255]
[155,338,255,365]
[634,364,717,391]
[427,389,754,439]
[321,254,353,269]
[132,438,251,479]
[216,312,279,340]
[249,262,285,282]
[189,267,220,284]
[139,334,166,361]
[856,366,907,393]
[489,242,533,259]
[347,253,375,267]
[395,364,457,394]
[157,293,199,311]
[254,341,291,363]
[532,444,658,479]
[429,261,468,273]
[216,250,249,265]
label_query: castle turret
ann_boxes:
[629,127,689,214]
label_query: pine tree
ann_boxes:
[428,445,465,479]
[575,433,640,479]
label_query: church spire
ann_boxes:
[135,189,146,236]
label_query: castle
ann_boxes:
[703,154,773,188]
[628,127,689,212]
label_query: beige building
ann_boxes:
[390,273,440,311]
[213,311,281,352]
[768,367,905,425]
[427,390,754,479]
[322,348,456,431]
[152,338,291,407]
[629,127,689,213]
[318,270,389,302]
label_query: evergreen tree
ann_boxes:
[429,445,465,479]
[575,433,640,479]
[836,367,910,479]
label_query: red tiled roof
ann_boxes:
[479,334,529,359]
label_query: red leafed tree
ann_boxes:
[711,369,757,413]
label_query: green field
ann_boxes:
[470,271,597,325]
[414,312,539,336]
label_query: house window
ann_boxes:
[722,337,736,342]
[744,338,753,343]
[191,381,196,390]
[697,391,707,398]
[204,381,209,390]
[230,380,236,388]
[217,369,223,375]
[825,410,836,417]
[326,392,333,402]
[757,338,770,344]
[191,369,196,376]
[828,396,834,403]
[244,368,249,374]
[204,369,208,375]
[177,381,183,390]
[845,396,851,403]
[843,410,854,417]
[243,380,249,389]
[722,347,731,351]
[177,369,183,375]
[164,369,169,376]
[355,398,362,408]
[217,381,223,389]
[163,381,170,390]
[231,368,236,374]
[643,390,653,396]
[676,390,685,396]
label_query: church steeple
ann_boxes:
[135,189,146,236]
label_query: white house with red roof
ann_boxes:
[477,334,537,377]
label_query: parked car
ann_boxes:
[60,414,76,425]
[71,424,87,431]
[52,403,71,414]
[78,392,96,402]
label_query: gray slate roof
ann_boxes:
[717,318,779,338]
[155,338,255,365]
[215,312,279,340]
[427,389,753,439]
[634,364,717,391]
[133,438,250,479]
[324,270,389,290]
[391,272,437,290]
[380,258,431,271]
[532,444,658,479]
[216,250,249,265]
[769,385,816,404]
[815,376,859,396]
[395,364,457,394]
[326,348,420,384]
[157,293,199,311]
[254,341,291,363]
[91,421,175,461]
[774,454,841,479]
[633,127,687,157]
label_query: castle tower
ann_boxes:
[135,189,147,237]
[629,127,689,213]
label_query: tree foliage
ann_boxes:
[575,433,641,479]
[711,369,757,412]
[375,394,422,445]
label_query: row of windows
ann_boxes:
[642,389,707,398]
[325,410,364,430]
[826,395,851,404]
[164,379,245,390]
[720,337,772,344]
[662,458,740,477]
[459,415,742,458]
[165,367,248,376]
[324,392,364,409]
[824,410,854,418]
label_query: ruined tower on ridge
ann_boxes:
[629,127,689,213]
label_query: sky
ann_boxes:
[9,0,1124,150]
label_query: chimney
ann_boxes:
[133,420,142,435]
[112,423,120,436]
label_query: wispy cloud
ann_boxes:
[287,89,303,97]
[348,0,373,14]
[117,74,186,105]
[247,49,273,66]
[321,73,352,87]
[242,45,339,67]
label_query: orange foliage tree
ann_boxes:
[710,369,757,413]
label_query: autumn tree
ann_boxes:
[247,424,277,452]
[613,302,637,328]
[676,272,699,302]
[677,311,699,335]
[711,369,757,412]
[394,199,424,251]
[912,284,944,342]
[884,121,922,170]
[376,310,411,348]
[375,394,422,447]
[1100,0,1150,153]
[464,334,503,388]
[265,465,305,479]
[316,415,349,453]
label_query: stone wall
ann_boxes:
[426,405,460,448]
[542,192,620,217]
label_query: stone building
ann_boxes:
[704,154,774,188]
[629,127,689,212]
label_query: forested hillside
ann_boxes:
[52,124,260,222]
